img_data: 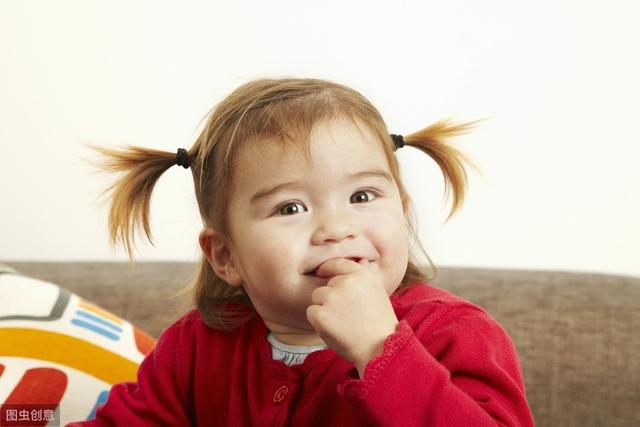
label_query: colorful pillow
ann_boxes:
[0,264,156,425]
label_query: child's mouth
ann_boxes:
[304,257,366,277]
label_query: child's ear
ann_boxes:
[198,228,243,288]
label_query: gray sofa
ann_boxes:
[3,262,639,427]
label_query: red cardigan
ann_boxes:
[66,283,534,426]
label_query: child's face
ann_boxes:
[224,118,409,343]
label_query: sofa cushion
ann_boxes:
[0,266,156,425]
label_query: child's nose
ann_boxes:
[310,211,356,244]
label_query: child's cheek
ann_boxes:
[380,220,410,294]
[260,229,305,271]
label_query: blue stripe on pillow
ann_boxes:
[71,319,120,341]
[75,310,123,333]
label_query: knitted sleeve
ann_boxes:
[337,305,534,427]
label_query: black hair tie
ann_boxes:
[176,148,191,169]
[390,134,405,151]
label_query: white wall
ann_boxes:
[1,1,638,277]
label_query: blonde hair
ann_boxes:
[85,77,481,330]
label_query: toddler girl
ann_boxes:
[68,77,534,426]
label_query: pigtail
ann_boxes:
[404,118,484,221]
[82,143,188,262]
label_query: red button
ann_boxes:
[273,385,288,403]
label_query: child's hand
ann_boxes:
[306,258,398,377]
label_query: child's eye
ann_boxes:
[350,190,377,203]
[277,201,307,216]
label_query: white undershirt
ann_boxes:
[267,332,328,366]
